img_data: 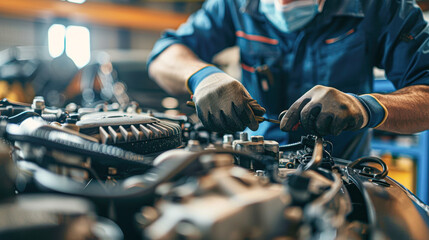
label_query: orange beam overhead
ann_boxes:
[0,0,189,31]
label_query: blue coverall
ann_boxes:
[148,0,429,159]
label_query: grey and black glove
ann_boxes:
[279,85,387,136]
[188,66,266,133]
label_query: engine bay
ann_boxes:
[0,96,428,240]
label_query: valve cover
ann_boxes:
[77,112,182,154]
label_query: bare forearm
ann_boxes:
[372,85,429,134]
[148,44,209,95]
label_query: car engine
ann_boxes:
[0,96,428,240]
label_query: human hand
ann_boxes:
[279,85,369,136]
[193,72,266,133]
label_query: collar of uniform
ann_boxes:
[242,0,364,19]
[240,0,265,21]
[326,0,364,18]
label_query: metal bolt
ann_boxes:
[251,136,264,143]
[223,134,233,144]
[31,96,45,112]
[240,132,249,141]
[256,170,265,176]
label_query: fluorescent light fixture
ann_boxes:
[67,0,86,4]
[66,26,91,68]
[48,24,66,58]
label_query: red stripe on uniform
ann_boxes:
[325,28,355,44]
[236,31,279,45]
[241,63,255,73]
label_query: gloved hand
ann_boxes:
[191,68,265,133]
[279,85,370,136]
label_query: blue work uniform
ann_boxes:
[148,0,429,160]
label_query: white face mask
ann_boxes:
[260,0,319,33]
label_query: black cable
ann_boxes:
[347,156,388,179]
[302,136,323,171]
[279,142,303,152]
[7,111,40,123]
[0,98,30,107]
[30,148,280,199]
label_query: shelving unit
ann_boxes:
[372,79,429,203]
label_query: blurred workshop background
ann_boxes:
[1,0,429,201]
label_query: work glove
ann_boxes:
[189,66,266,133]
[279,85,387,136]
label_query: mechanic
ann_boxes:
[147,0,429,159]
